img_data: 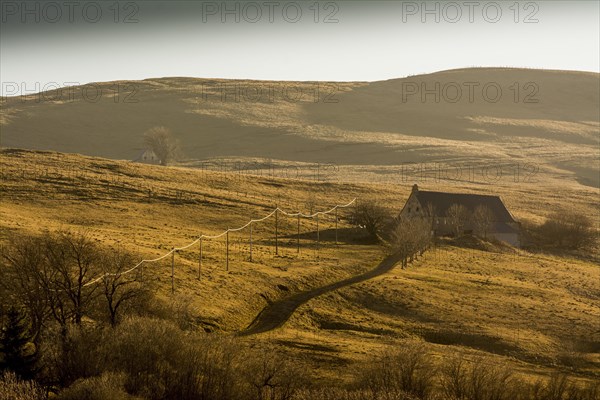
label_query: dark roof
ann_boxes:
[415,190,516,223]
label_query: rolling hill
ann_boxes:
[1,149,599,386]
[1,68,598,187]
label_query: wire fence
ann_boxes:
[83,199,357,292]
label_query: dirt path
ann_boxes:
[239,254,400,336]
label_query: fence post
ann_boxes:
[171,249,175,294]
[226,230,229,271]
[275,207,279,256]
[198,238,203,280]
[316,213,320,245]
[249,223,253,262]
[335,207,338,245]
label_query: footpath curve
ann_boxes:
[239,254,400,336]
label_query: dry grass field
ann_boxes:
[1,68,599,396]
[0,148,598,389]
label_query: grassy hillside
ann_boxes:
[1,68,598,187]
[1,149,598,386]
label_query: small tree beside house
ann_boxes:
[142,126,180,166]
[472,205,494,239]
[446,204,469,237]
[391,218,432,268]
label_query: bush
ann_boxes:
[535,211,596,250]
[35,323,107,387]
[101,317,243,400]
[351,200,391,241]
[293,388,415,400]
[57,372,138,400]
[0,371,46,400]
[359,341,435,399]
[241,345,305,400]
[439,355,522,400]
[529,374,600,400]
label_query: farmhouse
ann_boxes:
[399,184,521,247]
[134,149,161,165]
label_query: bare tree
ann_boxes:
[242,345,304,400]
[391,217,431,268]
[351,200,390,241]
[1,232,103,337]
[99,249,143,327]
[42,231,101,331]
[143,126,179,166]
[305,191,317,215]
[0,235,51,345]
[446,204,469,237]
[423,202,438,233]
[472,205,494,239]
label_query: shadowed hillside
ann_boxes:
[1,68,598,186]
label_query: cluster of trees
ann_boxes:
[390,217,432,268]
[1,316,305,400]
[525,211,596,251]
[445,203,495,239]
[0,231,146,387]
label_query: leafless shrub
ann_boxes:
[56,372,136,400]
[439,354,519,400]
[168,293,197,331]
[0,371,46,400]
[102,316,242,400]
[529,373,600,400]
[241,345,305,400]
[38,324,107,387]
[359,341,435,399]
[293,388,415,400]
[305,191,317,215]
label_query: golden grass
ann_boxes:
[1,149,598,385]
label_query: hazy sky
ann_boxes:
[1,0,599,95]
